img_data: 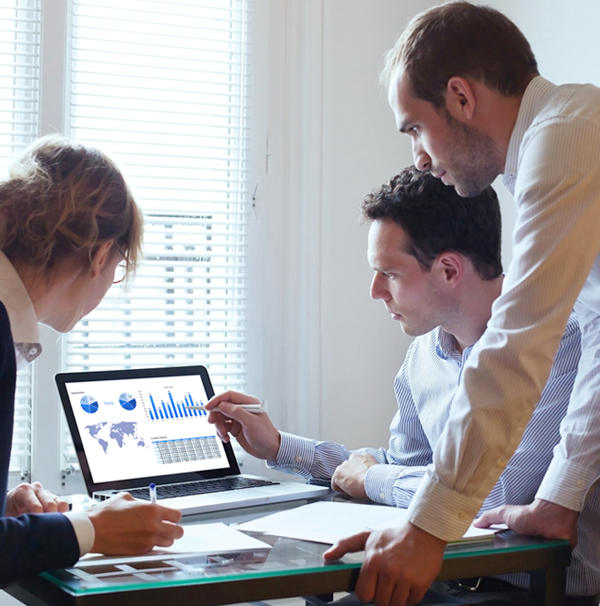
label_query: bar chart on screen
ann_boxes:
[146,391,207,421]
[62,372,228,481]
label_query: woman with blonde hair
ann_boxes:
[0,135,182,584]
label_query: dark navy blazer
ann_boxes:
[0,301,79,585]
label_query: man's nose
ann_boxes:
[370,274,388,300]
[413,143,431,172]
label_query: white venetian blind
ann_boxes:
[64,0,249,387]
[0,0,40,477]
[0,0,38,163]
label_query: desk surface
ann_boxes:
[5,501,571,606]
[6,532,570,606]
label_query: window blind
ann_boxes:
[0,0,39,167]
[0,0,40,477]
[62,0,250,465]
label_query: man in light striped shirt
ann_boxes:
[207,167,589,603]
[322,4,600,605]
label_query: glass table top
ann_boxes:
[41,525,568,596]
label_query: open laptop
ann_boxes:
[56,365,328,515]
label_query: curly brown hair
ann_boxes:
[0,134,142,278]
[361,167,502,280]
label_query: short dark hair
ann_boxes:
[361,166,502,280]
[381,2,539,108]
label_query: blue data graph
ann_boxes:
[81,395,99,414]
[148,392,206,421]
[119,393,137,411]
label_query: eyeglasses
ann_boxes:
[113,262,127,285]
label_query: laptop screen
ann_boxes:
[56,366,238,492]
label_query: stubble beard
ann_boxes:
[443,115,503,198]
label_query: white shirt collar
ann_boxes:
[503,76,557,187]
[435,326,474,362]
[0,251,41,367]
[435,326,460,359]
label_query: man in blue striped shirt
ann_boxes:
[208,167,589,603]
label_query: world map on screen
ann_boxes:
[84,421,147,454]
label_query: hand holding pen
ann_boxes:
[85,491,183,554]
[204,390,281,461]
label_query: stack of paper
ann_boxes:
[237,501,500,546]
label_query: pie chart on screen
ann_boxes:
[119,393,137,411]
[80,395,98,414]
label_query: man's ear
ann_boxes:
[435,253,463,287]
[90,241,115,278]
[445,76,476,121]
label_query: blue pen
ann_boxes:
[149,482,157,504]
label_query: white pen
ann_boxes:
[184,404,265,414]
[149,482,157,504]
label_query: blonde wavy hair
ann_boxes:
[0,135,142,279]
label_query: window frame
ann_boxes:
[6,0,70,492]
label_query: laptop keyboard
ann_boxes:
[129,476,280,500]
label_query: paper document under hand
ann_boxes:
[237,501,502,546]
[78,522,271,566]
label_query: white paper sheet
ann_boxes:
[77,522,271,566]
[237,501,499,545]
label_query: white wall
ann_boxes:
[319,1,437,448]
[509,0,600,87]
[245,1,442,465]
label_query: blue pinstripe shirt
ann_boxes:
[269,312,600,596]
